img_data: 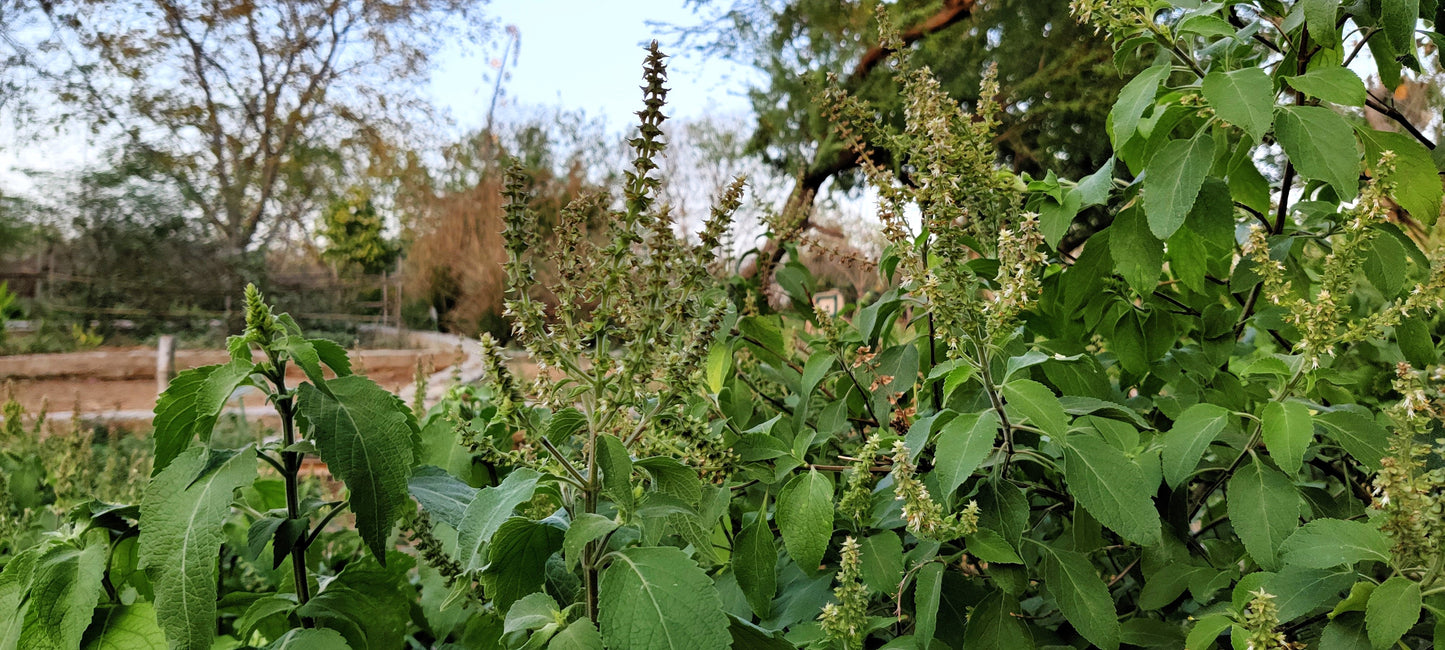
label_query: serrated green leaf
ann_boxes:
[81,603,167,650]
[1286,67,1367,106]
[705,342,732,394]
[1119,618,1186,648]
[1274,105,1361,200]
[1161,403,1231,488]
[456,468,542,570]
[1112,205,1164,294]
[265,628,351,650]
[1396,317,1437,369]
[596,434,634,512]
[859,532,904,592]
[1061,434,1162,546]
[1365,232,1408,297]
[296,551,414,650]
[727,614,796,649]
[1332,581,1376,619]
[1144,135,1215,240]
[1077,159,1117,208]
[965,528,1022,565]
[1316,410,1390,471]
[1185,614,1232,650]
[297,376,416,563]
[1267,566,1354,622]
[545,408,587,442]
[1382,0,1420,63]
[962,591,1034,649]
[309,339,352,377]
[1303,0,1340,49]
[1321,614,1372,649]
[18,536,107,650]
[733,511,778,618]
[1111,64,1170,147]
[152,359,254,474]
[1227,458,1300,570]
[1368,28,1404,88]
[1039,190,1083,249]
[932,411,998,498]
[1038,543,1120,650]
[0,545,41,648]
[504,591,562,635]
[1279,519,1391,568]
[150,365,218,476]
[598,547,730,650]
[801,351,834,399]
[1001,379,1069,437]
[550,618,605,650]
[139,446,257,650]
[278,336,330,396]
[1262,400,1313,478]
[777,470,832,576]
[914,563,944,649]
[1138,564,1201,610]
[485,518,563,612]
[408,465,479,529]
[563,513,618,571]
[1202,68,1274,141]
[1366,576,1421,649]
[234,595,297,641]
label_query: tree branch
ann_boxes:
[740,0,982,280]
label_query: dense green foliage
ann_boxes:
[3,2,1445,648]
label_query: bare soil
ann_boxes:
[2,346,463,417]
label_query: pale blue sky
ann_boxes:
[0,1,758,189]
[431,0,756,134]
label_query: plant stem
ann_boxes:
[272,369,312,619]
[1189,367,1307,520]
[1420,550,1445,588]
[978,346,1014,477]
[924,236,941,411]
[304,501,349,549]
[582,421,600,623]
[540,436,588,486]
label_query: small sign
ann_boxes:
[812,289,844,317]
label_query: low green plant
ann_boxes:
[2,4,1444,649]
[0,282,16,348]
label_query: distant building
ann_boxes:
[812,289,844,317]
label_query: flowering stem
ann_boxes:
[539,437,587,487]
[1421,551,1445,589]
[582,420,600,623]
[923,237,942,411]
[978,347,1014,477]
[835,346,881,427]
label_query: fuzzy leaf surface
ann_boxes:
[139,446,257,650]
[597,546,730,650]
[297,375,417,562]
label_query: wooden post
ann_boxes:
[156,335,176,394]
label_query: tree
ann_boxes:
[668,0,1125,276]
[0,0,489,291]
[319,189,398,276]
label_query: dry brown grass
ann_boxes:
[403,163,603,337]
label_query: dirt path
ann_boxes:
[2,345,466,422]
